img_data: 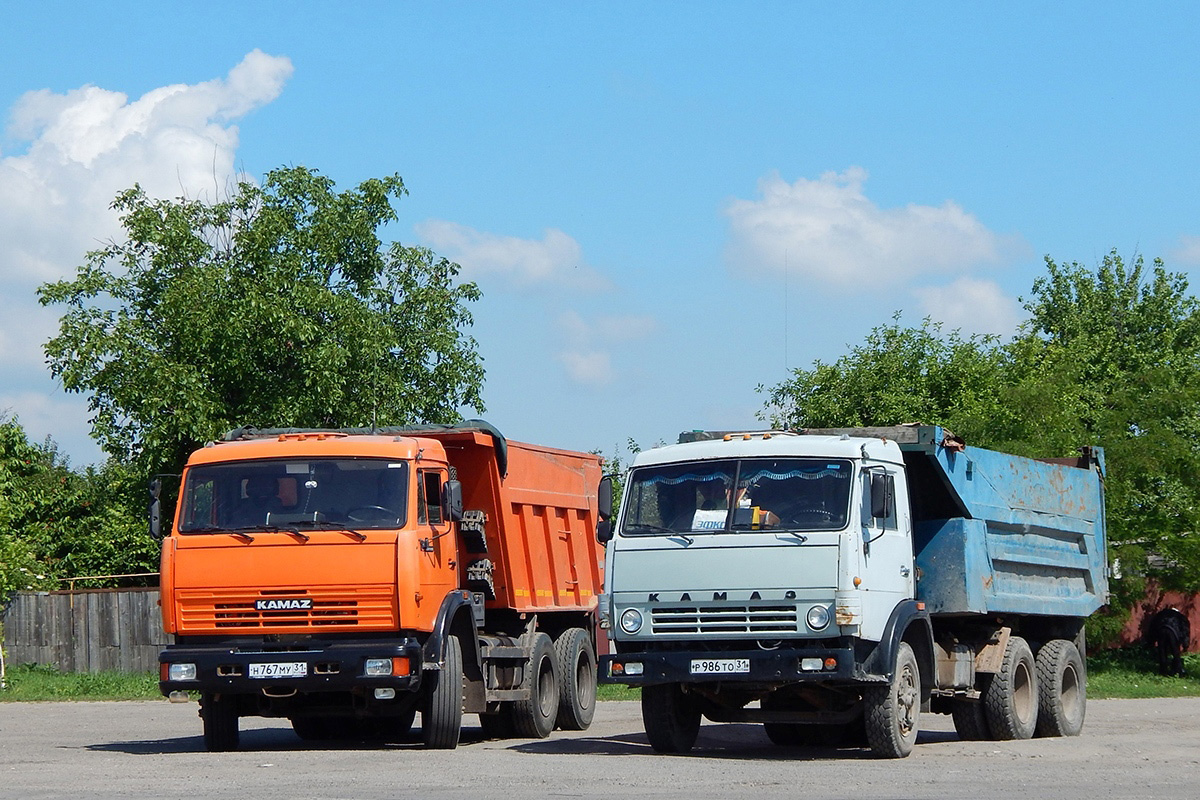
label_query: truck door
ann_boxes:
[417,468,458,602]
[857,465,915,642]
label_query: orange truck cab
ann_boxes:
[157,421,609,751]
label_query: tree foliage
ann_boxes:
[38,166,485,479]
[763,250,1200,632]
[0,418,157,605]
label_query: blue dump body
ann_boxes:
[894,426,1108,619]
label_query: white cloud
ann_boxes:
[1169,235,1200,267]
[723,167,1025,288]
[414,220,611,291]
[0,50,293,465]
[1,49,293,287]
[554,310,658,387]
[558,350,615,386]
[913,277,1025,337]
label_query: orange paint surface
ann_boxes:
[162,430,604,637]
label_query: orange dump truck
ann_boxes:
[156,422,608,751]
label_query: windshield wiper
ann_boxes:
[298,521,367,542]
[625,523,677,534]
[223,524,310,542]
[180,526,255,542]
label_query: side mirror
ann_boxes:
[598,476,613,521]
[596,476,614,544]
[442,480,464,523]
[149,478,162,539]
[870,473,893,520]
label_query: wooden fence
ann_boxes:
[1,588,168,673]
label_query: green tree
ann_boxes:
[0,417,159,604]
[38,166,485,480]
[761,315,1011,444]
[1015,253,1200,596]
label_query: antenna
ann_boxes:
[784,249,789,371]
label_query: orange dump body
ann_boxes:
[437,430,604,613]
[161,429,603,640]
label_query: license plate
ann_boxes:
[690,658,750,675]
[248,661,307,679]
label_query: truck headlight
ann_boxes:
[364,658,393,676]
[619,608,644,634]
[806,605,831,631]
[168,663,197,681]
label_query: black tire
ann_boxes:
[359,706,418,742]
[422,634,464,749]
[290,716,346,741]
[512,632,558,738]
[641,682,701,754]
[951,698,991,741]
[1035,639,1086,737]
[553,627,597,731]
[763,723,816,746]
[479,705,518,739]
[984,635,1038,740]
[200,693,239,752]
[863,641,920,758]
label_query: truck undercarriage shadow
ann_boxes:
[511,724,956,759]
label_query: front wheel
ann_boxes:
[200,693,239,752]
[863,641,920,758]
[422,634,464,749]
[641,682,701,754]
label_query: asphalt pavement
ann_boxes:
[1,697,1198,800]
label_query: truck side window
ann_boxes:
[417,471,443,525]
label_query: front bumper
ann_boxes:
[600,644,873,687]
[159,638,424,696]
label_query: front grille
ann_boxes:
[177,586,397,632]
[651,605,799,635]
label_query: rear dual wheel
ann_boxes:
[554,627,597,731]
[513,632,559,738]
[1035,639,1085,737]
[984,636,1038,740]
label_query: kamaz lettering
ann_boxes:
[647,590,796,602]
[254,599,312,611]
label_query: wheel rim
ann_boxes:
[897,662,918,734]
[1013,658,1035,724]
[537,657,556,718]
[1060,660,1082,721]
[576,651,596,711]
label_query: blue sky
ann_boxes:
[3,3,1200,466]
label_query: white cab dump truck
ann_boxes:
[597,425,1107,757]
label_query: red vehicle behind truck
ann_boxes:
[156,422,608,751]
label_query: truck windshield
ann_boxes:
[177,458,409,532]
[621,458,851,535]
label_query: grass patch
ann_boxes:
[0,663,161,701]
[1086,647,1200,698]
[597,683,641,702]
